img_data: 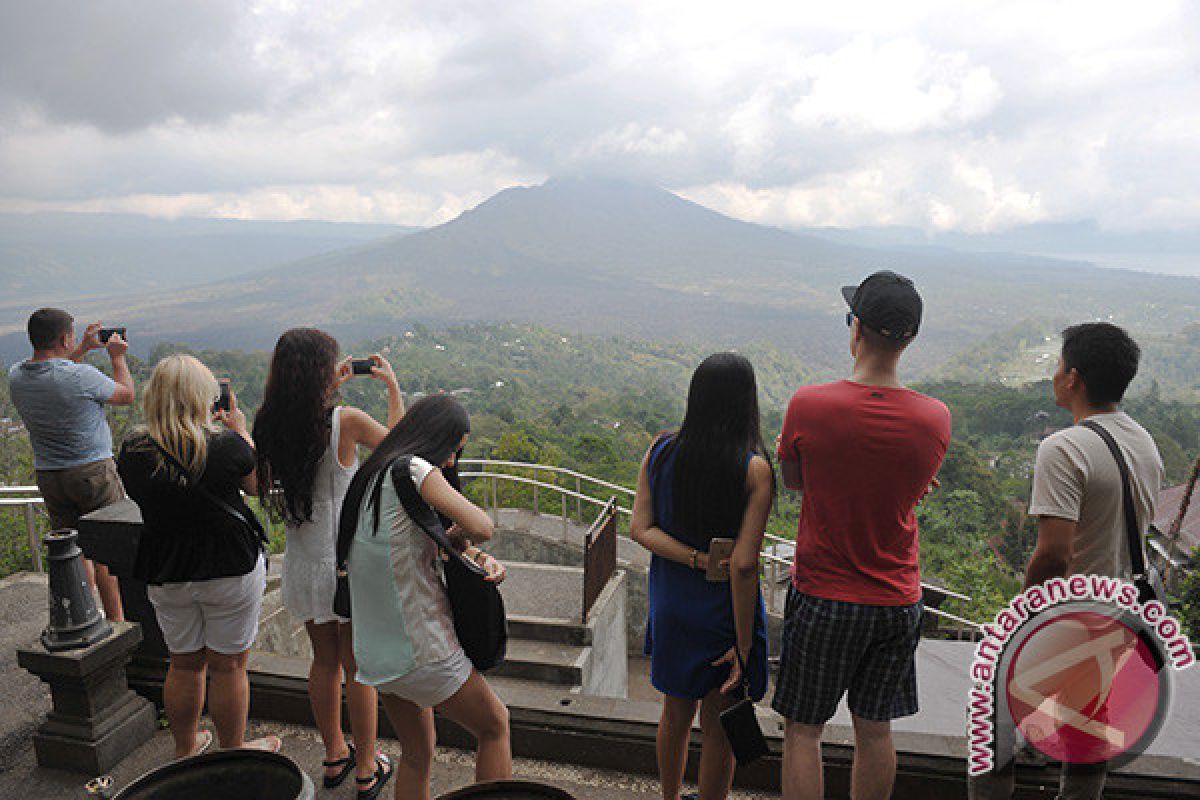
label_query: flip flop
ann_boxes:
[356,753,393,800]
[323,743,356,789]
[176,729,213,760]
[241,734,283,753]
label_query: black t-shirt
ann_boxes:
[117,430,263,584]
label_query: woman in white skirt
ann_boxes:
[253,328,403,798]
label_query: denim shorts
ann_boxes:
[772,587,923,724]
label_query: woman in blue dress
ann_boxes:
[631,352,774,800]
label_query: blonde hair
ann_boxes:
[142,354,219,478]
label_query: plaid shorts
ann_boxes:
[772,587,923,724]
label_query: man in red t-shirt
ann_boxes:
[773,271,951,800]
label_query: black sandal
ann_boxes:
[322,743,356,789]
[356,754,393,800]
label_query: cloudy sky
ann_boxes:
[0,0,1197,233]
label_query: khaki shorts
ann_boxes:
[36,458,125,531]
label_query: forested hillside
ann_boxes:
[3,322,1199,629]
[937,319,1200,400]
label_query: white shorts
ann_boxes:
[148,555,267,655]
[376,648,473,709]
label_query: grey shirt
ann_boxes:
[8,358,116,470]
[1029,411,1164,579]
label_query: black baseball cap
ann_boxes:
[841,270,922,341]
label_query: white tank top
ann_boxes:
[281,406,358,624]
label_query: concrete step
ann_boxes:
[508,614,592,646]
[496,561,587,620]
[497,561,594,646]
[491,637,590,686]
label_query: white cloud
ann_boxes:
[0,0,1196,231]
[787,37,1002,136]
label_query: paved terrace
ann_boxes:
[0,571,773,800]
[6,566,1200,799]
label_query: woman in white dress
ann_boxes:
[253,328,403,799]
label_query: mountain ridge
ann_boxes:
[3,178,1200,380]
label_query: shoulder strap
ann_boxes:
[389,457,487,577]
[336,467,385,569]
[329,406,342,455]
[152,439,266,544]
[1079,420,1147,578]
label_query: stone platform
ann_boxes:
[0,571,771,799]
[0,718,779,800]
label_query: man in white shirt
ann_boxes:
[971,322,1164,800]
[1026,322,1163,588]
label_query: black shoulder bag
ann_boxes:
[390,457,508,672]
[153,440,268,552]
[1080,420,1165,605]
[718,646,769,765]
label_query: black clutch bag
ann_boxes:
[719,647,769,765]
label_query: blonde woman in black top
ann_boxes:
[118,354,280,759]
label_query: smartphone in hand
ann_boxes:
[98,327,126,343]
[351,358,374,376]
[706,537,735,582]
[212,379,231,413]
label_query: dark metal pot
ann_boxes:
[112,750,314,800]
[438,780,577,799]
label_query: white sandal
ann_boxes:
[241,734,283,753]
[177,729,213,760]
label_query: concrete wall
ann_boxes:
[483,523,649,652]
[483,518,784,655]
[582,570,628,698]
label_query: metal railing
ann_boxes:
[0,486,45,572]
[457,460,985,639]
[458,458,634,540]
[6,462,985,638]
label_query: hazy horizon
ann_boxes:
[5,178,1197,279]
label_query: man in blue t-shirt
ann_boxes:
[8,308,136,620]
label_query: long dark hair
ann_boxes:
[336,393,471,564]
[653,352,774,548]
[253,328,341,525]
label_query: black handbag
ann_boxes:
[1080,420,1166,605]
[718,646,769,765]
[390,457,508,672]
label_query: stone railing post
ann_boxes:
[17,528,157,773]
